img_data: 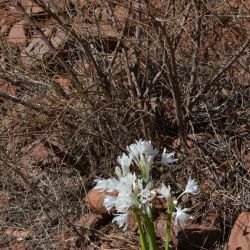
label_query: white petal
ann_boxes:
[139,182,152,203]
[173,207,191,225]
[117,173,137,193]
[117,153,132,176]
[161,148,178,165]
[115,166,122,179]
[137,182,154,214]
[112,213,129,230]
[94,178,119,192]
[103,196,117,212]
[127,140,158,160]
[183,179,198,195]
[115,192,139,213]
[157,183,171,199]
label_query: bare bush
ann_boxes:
[0,0,249,248]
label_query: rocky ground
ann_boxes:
[0,0,249,249]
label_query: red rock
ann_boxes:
[20,140,54,166]
[4,228,29,239]
[8,20,28,48]
[172,224,221,250]
[0,80,17,96]
[14,0,43,15]
[245,152,250,170]
[5,242,31,250]
[55,76,71,91]
[172,133,212,150]
[76,213,104,229]
[21,29,67,67]
[228,0,250,10]
[155,214,220,250]
[14,0,67,15]
[1,24,9,33]
[0,194,8,208]
[86,188,117,214]
[114,5,131,28]
[127,212,137,231]
[154,216,167,239]
[70,0,88,8]
[227,212,250,250]
[151,191,167,210]
[84,24,118,39]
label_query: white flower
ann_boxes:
[104,173,140,213]
[139,182,152,202]
[173,207,191,225]
[127,140,158,181]
[112,213,129,230]
[182,179,198,195]
[138,182,153,214]
[127,140,158,160]
[101,173,153,215]
[161,148,178,165]
[103,195,117,212]
[116,173,137,193]
[115,191,140,213]
[94,178,119,192]
[157,183,171,199]
[115,166,122,178]
[117,153,132,177]
[16,237,24,241]
[132,178,143,194]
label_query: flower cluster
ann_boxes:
[157,179,198,224]
[94,140,198,231]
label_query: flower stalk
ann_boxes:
[165,212,172,250]
[134,210,148,250]
[143,213,157,250]
[93,139,198,250]
[165,199,175,250]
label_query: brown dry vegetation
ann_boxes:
[0,0,249,249]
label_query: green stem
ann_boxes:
[165,198,175,250]
[143,213,157,250]
[134,211,148,250]
[165,212,172,250]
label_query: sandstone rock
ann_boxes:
[127,212,137,231]
[20,140,56,166]
[155,215,220,250]
[1,24,9,33]
[0,80,16,97]
[21,29,67,67]
[21,37,50,66]
[227,212,250,250]
[15,0,44,15]
[51,29,67,48]
[151,191,167,210]
[55,76,71,91]
[76,213,105,229]
[172,224,221,250]
[15,0,68,15]
[5,241,31,250]
[86,188,117,214]
[114,5,131,29]
[8,20,28,48]
[172,133,212,150]
[4,228,29,239]
[228,0,250,10]
[0,193,8,209]
[81,23,118,39]
[70,0,88,8]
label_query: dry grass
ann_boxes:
[0,0,249,249]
